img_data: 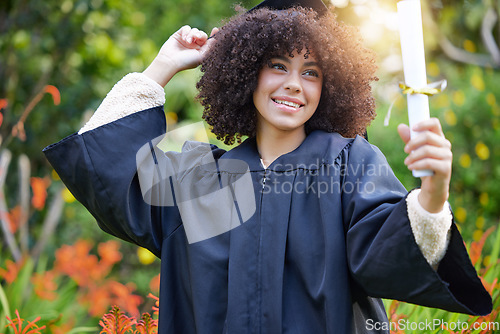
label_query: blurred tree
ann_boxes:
[430,0,500,68]
[0,0,256,174]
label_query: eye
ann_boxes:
[303,69,320,78]
[269,62,287,71]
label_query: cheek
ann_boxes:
[307,82,323,107]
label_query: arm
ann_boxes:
[398,118,454,267]
[341,138,491,315]
[44,26,218,255]
[80,26,218,133]
[143,25,219,87]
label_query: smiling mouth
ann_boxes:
[272,99,304,109]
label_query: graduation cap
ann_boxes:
[249,0,328,16]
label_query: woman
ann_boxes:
[44,1,491,333]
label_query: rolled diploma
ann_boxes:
[397,0,433,177]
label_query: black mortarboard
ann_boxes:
[249,0,328,16]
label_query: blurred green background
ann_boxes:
[0,0,499,332]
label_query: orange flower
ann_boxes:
[471,308,500,334]
[31,270,58,301]
[108,281,143,317]
[98,240,122,266]
[0,258,25,284]
[149,274,160,294]
[0,97,6,127]
[47,319,75,334]
[148,293,160,315]
[135,313,158,334]
[99,305,136,334]
[44,85,61,105]
[0,98,7,110]
[385,300,406,334]
[5,309,46,334]
[469,226,495,267]
[80,280,142,317]
[479,277,497,297]
[30,177,51,210]
[6,205,22,233]
[55,239,99,286]
[83,284,113,317]
[54,239,143,318]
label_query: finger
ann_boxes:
[407,158,451,176]
[413,117,444,136]
[186,27,200,44]
[405,145,452,166]
[194,31,208,46]
[187,28,208,46]
[199,32,218,59]
[210,27,220,37]
[397,123,411,145]
[404,131,451,154]
[178,25,192,39]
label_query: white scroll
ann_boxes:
[397,0,433,177]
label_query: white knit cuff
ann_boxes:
[407,189,452,269]
[79,72,165,134]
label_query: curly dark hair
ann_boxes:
[196,6,378,145]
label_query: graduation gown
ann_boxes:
[43,106,492,334]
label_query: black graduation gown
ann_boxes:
[43,106,492,334]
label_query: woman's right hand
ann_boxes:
[143,26,219,87]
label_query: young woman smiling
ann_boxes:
[44,1,491,333]
[252,51,323,167]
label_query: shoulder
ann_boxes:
[307,131,390,171]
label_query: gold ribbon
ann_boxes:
[384,79,447,126]
[399,79,447,96]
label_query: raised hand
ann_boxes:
[398,118,453,213]
[144,26,219,87]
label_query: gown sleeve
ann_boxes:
[406,188,452,268]
[43,106,181,257]
[43,72,229,257]
[341,136,492,316]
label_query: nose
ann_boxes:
[284,72,302,93]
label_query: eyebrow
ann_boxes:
[272,55,320,68]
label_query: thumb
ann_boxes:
[397,123,411,144]
[200,28,219,60]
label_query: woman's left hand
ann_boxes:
[398,118,452,213]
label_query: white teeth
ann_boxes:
[274,99,301,108]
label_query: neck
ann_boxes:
[256,125,306,168]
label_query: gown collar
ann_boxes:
[220,130,351,173]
